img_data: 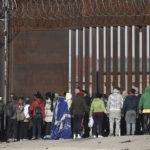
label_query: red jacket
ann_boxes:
[29,99,45,118]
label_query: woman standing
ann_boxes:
[44,96,72,140]
[44,92,54,135]
[90,93,108,138]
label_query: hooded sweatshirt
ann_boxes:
[45,98,53,122]
[139,86,150,113]
[66,93,72,109]
[107,89,123,113]
[90,98,107,116]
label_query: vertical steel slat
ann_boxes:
[135,27,140,89]
[68,30,72,93]
[85,28,89,93]
[128,27,132,90]
[113,27,118,88]
[106,27,111,95]
[83,27,86,90]
[99,28,104,94]
[78,30,83,89]
[92,28,97,94]
[120,27,125,92]
[142,27,147,92]
[75,29,79,87]
[71,30,76,96]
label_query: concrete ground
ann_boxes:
[0,135,150,150]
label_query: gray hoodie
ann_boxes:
[107,89,123,113]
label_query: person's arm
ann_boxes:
[70,101,74,115]
[139,96,143,113]
[101,101,108,114]
[82,98,89,113]
[107,96,111,113]
[121,98,127,114]
[29,102,34,114]
[89,102,94,117]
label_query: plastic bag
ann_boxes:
[88,116,94,128]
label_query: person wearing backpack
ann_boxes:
[5,93,18,142]
[29,92,45,140]
[17,97,25,141]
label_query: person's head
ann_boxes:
[25,100,30,105]
[60,92,66,97]
[45,92,51,99]
[128,89,136,94]
[75,87,81,95]
[113,87,120,94]
[18,97,24,105]
[34,91,43,100]
[82,90,88,96]
[10,93,16,101]
[95,93,103,99]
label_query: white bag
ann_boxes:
[88,117,94,128]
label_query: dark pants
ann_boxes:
[23,122,29,139]
[143,113,150,135]
[92,113,104,136]
[32,116,43,138]
[0,115,4,141]
[83,113,90,137]
[18,121,24,140]
[7,118,18,140]
[73,115,83,135]
[45,122,51,135]
[102,114,109,136]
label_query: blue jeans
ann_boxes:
[32,116,43,138]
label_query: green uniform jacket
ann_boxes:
[90,98,108,116]
[70,95,89,115]
[139,86,150,113]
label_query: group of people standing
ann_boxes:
[0,85,150,142]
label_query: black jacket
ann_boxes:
[122,94,139,115]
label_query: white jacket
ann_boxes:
[107,89,123,113]
[45,98,53,122]
[65,93,72,109]
[24,104,30,119]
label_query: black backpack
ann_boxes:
[35,102,42,117]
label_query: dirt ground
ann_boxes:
[0,135,150,150]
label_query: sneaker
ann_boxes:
[23,139,28,141]
[37,137,42,140]
[77,134,81,139]
[14,138,17,142]
[7,138,13,142]
[31,137,36,140]
[109,133,114,137]
[73,134,76,139]
[98,135,103,138]
[93,135,96,138]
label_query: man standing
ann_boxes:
[107,88,123,136]
[6,93,18,142]
[82,90,91,138]
[122,89,139,135]
[70,88,89,139]
[139,86,150,135]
